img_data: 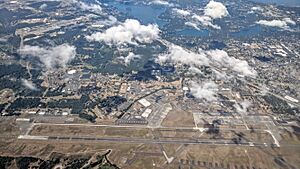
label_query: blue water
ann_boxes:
[255,56,274,62]
[231,25,262,37]
[249,0,300,7]
[106,1,167,27]
[174,28,209,37]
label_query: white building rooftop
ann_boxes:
[142,109,152,118]
[284,96,299,103]
[138,98,151,107]
[67,70,77,75]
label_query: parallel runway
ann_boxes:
[18,122,281,148]
[41,135,274,147]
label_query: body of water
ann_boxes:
[106,1,167,26]
[231,25,262,37]
[174,28,210,37]
[249,0,300,7]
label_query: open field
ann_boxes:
[30,124,153,139]
[1,138,299,169]
[161,108,195,127]
[0,117,20,137]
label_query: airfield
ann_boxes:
[0,106,299,169]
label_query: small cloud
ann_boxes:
[90,15,118,28]
[185,22,201,30]
[192,14,221,29]
[21,79,39,91]
[157,44,256,77]
[234,100,252,114]
[257,20,287,28]
[184,1,228,30]
[119,52,141,66]
[173,8,191,16]
[204,0,229,19]
[212,69,228,80]
[256,18,296,29]
[62,0,103,14]
[150,0,175,7]
[99,15,118,26]
[206,49,257,77]
[39,3,47,10]
[283,18,296,25]
[19,44,76,70]
[251,6,263,12]
[78,1,102,14]
[156,44,210,67]
[86,19,160,45]
[260,85,269,96]
[190,81,219,102]
[189,66,203,74]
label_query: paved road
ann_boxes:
[33,122,269,132]
[31,135,273,147]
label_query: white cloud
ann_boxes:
[157,44,256,77]
[119,52,141,65]
[39,3,47,10]
[190,81,218,102]
[156,44,210,67]
[86,19,160,45]
[185,22,201,30]
[150,0,175,7]
[257,20,287,28]
[184,1,228,30]
[189,66,203,74]
[100,15,118,26]
[256,18,296,29]
[212,69,228,80]
[192,14,221,29]
[173,8,191,16]
[78,1,102,14]
[204,0,229,19]
[206,49,257,77]
[21,79,39,91]
[283,18,296,25]
[91,15,118,27]
[234,100,251,114]
[260,85,269,96]
[19,44,76,70]
[251,6,263,11]
[61,0,102,14]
